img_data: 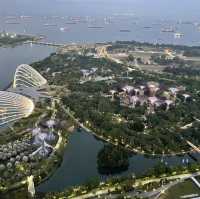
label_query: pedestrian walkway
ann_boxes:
[191,177,200,189]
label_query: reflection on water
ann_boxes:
[37,130,104,192]
[37,130,194,192]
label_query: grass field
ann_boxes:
[160,179,200,199]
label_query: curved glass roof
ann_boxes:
[13,64,47,88]
[0,91,34,127]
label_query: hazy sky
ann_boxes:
[0,0,200,20]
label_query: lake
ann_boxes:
[37,130,194,192]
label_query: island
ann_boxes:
[97,145,130,174]
[0,32,36,47]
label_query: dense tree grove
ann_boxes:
[62,77,200,154]
[33,42,200,154]
[164,66,200,76]
[97,145,130,174]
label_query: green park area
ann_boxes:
[160,179,200,199]
[32,47,200,156]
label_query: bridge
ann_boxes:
[24,40,64,47]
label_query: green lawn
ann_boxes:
[161,179,200,199]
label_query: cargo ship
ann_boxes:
[144,26,152,29]
[60,27,70,32]
[5,21,20,25]
[120,29,131,32]
[88,26,104,29]
[43,23,57,27]
[174,32,184,39]
[161,27,175,33]
[20,16,32,19]
[66,22,77,25]
[5,16,17,20]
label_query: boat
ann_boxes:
[181,21,193,25]
[20,15,32,19]
[104,17,112,25]
[43,23,57,27]
[65,22,77,25]
[5,21,20,25]
[60,27,70,32]
[152,22,162,26]
[5,16,17,20]
[120,29,131,32]
[174,32,184,39]
[51,16,60,19]
[161,27,175,33]
[79,20,87,24]
[88,26,104,29]
[143,26,152,29]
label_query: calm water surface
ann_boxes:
[37,130,194,192]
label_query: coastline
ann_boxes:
[3,81,12,91]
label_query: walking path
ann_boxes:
[60,104,195,157]
[27,175,35,198]
[71,172,200,199]
[191,177,200,189]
